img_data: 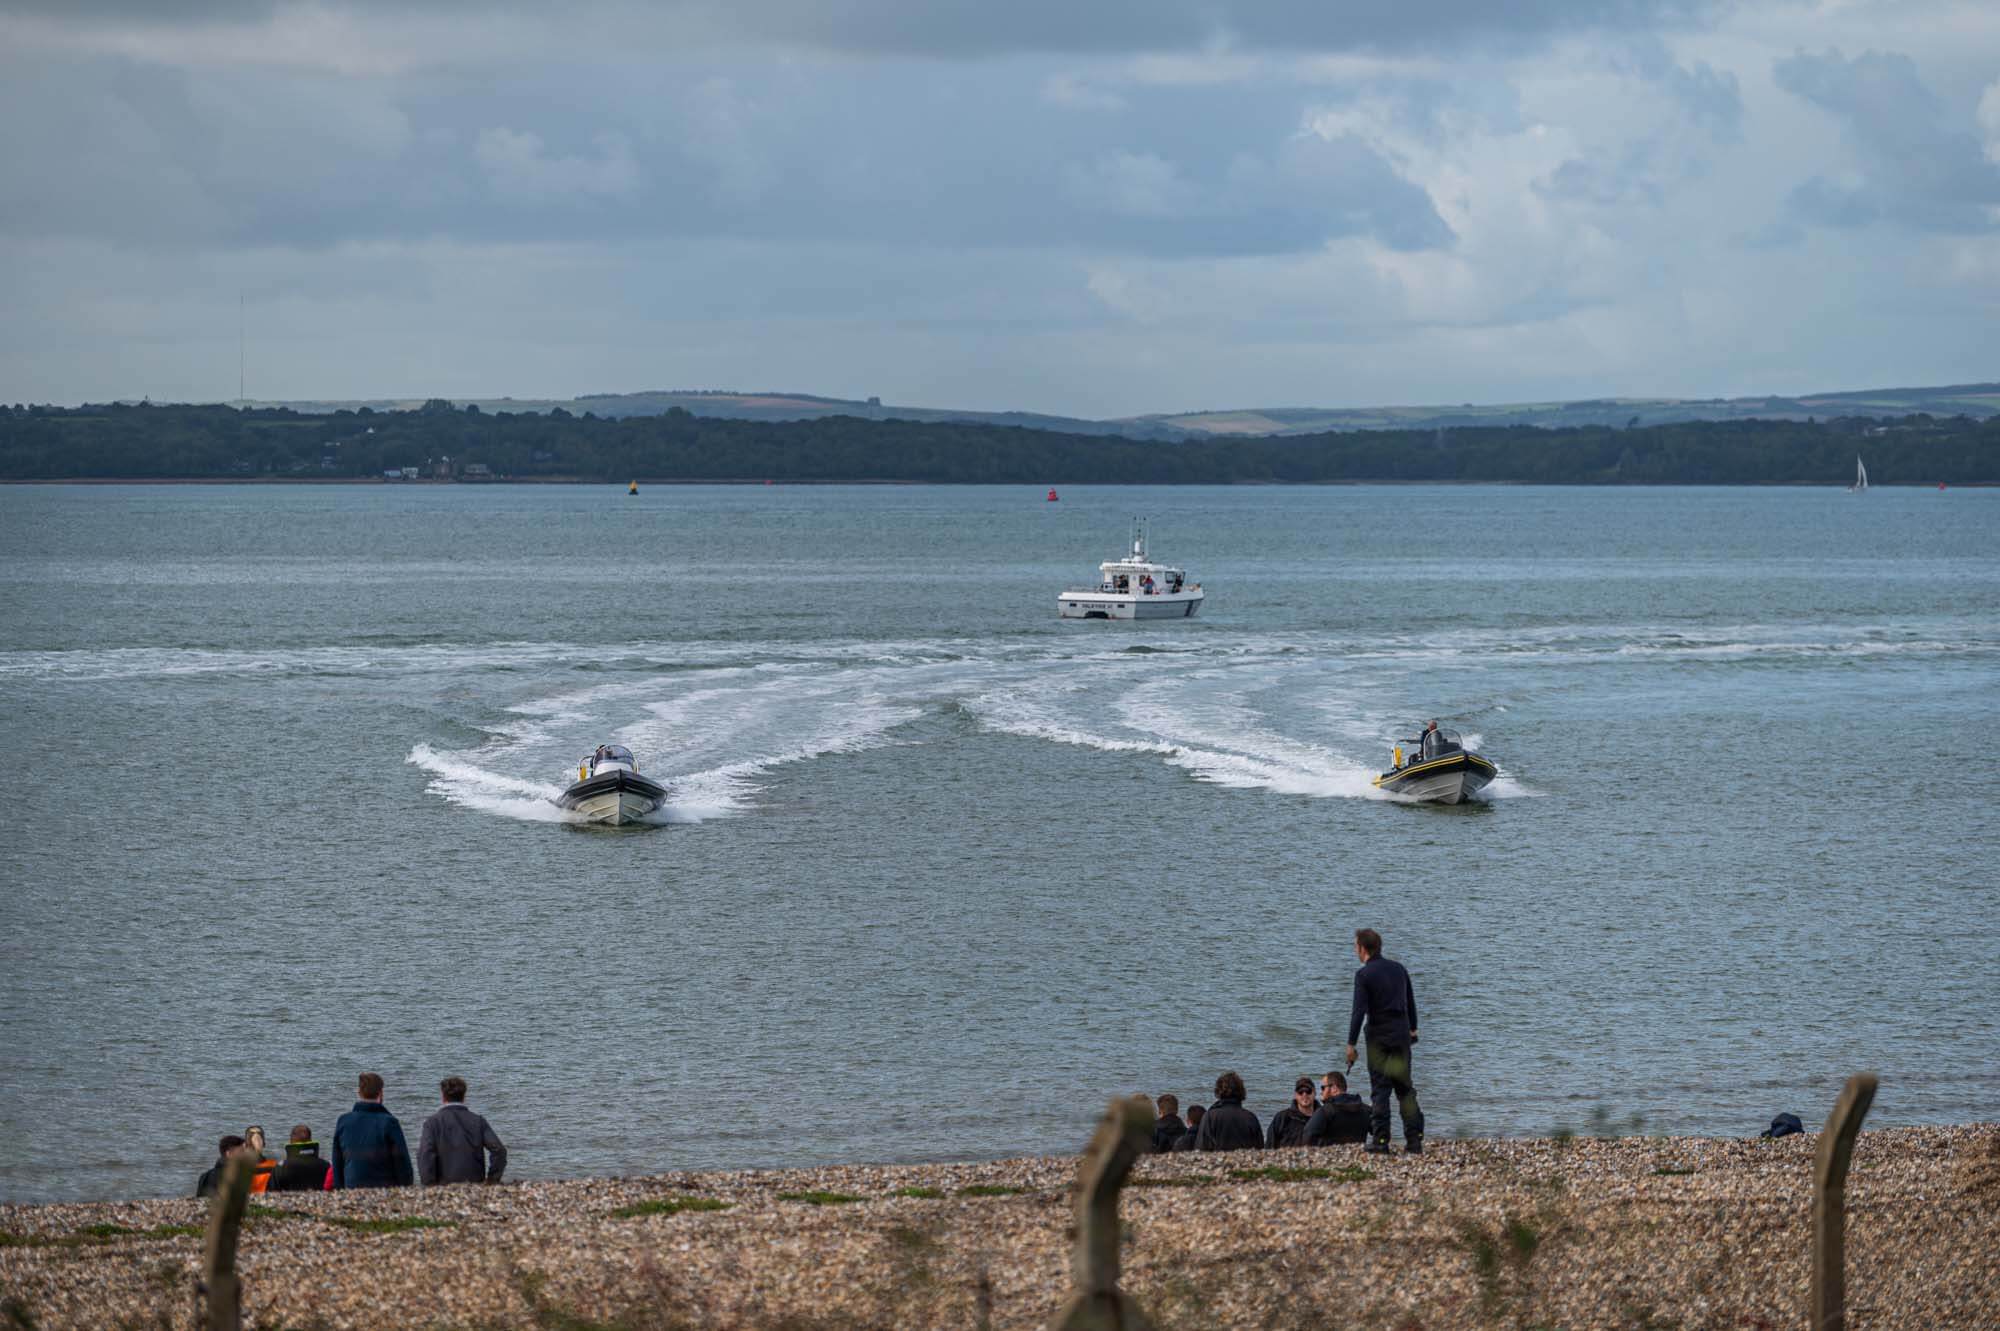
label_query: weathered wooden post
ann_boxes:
[197,1152,254,1331]
[1051,1094,1157,1331]
[1810,1072,1877,1331]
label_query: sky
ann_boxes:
[1,0,1997,417]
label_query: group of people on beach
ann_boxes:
[1150,928,1426,1156]
[195,1074,508,1195]
[193,929,1415,1196]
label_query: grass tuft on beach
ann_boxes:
[609,1196,730,1219]
[323,1216,457,1235]
[776,1190,865,1206]
[1227,1165,1373,1183]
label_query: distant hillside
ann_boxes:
[222,381,2000,439]
[1130,383,2000,435]
[9,401,1995,485]
[232,391,1195,439]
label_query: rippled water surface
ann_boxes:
[1,483,1994,1202]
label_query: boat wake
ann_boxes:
[406,743,573,823]
[401,633,1572,824]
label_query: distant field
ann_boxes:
[191,380,2000,440]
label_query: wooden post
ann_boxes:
[197,1153,254,1331]
[1051,1095,1157,1331]
[1810,1072,1877,1331]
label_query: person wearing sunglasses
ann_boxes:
[1305,1071,1371,1146]
[1266,1077,1318,1149]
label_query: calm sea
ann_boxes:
[1,483,1994,1203]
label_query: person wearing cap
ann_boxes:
[1267,1078,1319,1149]
[267,1125,334,1192]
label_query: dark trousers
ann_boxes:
[1366,1040,1424,1143]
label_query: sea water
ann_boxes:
[0,482,1994,1202]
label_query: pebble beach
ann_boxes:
[3,1123,1994,1330]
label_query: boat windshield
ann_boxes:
[1414,727,1463,759]
[592,744,635,765]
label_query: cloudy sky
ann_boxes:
[2,0,1997,416]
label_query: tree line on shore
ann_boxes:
[1,399,1994,484]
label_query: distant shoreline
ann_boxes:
[8,402,1992,485]
[3,477,1989,488]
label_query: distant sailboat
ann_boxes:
[1848,457,1868,493]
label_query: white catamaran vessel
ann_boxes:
[1849,457,1868,493]
[1058,522,1204,620]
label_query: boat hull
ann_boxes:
[1058,591,1204,620]
[1372,751,1497,805]
[557,771,668,825]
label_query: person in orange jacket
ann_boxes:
[242,1126,277,1193]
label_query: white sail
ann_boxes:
[1851,457,1868,492]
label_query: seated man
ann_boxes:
[1194,1072,1264,1152]
[1151,1094,1186,1154]
[1172,1104,1205,1152]
[1304,1071,1371,1146]
[1267,1077,1318,1149]
[194,1135,246,1197]
[268,1125,334,1192]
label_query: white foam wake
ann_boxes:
[407,743,573,822]
[963,667,1393,801]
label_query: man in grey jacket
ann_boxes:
[417,1076,508,1185]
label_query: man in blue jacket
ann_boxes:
[1345,928,1424,1155]
[332,1071,415,1189]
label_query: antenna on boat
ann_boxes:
[1131,516,1147,560]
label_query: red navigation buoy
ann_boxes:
[1047,487,1060,502]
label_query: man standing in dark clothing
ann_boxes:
[1194,1071,1265,1152]
[332,1071,415,1189]
[1150,1094,1186,1154]
[1267,1078,1318,1149]
[418,1076,509,1185]
[1346,928,1424,1154]
[268,1125,334,1192]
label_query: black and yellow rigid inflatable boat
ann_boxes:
[1372,726,1497,805]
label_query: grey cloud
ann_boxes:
[5,0,1721,57]
[0,51,1450,258]
[1610,38,1742,141]
[1533,157,1665,208]
[1662,59,1742,141]
[1774,47,2000,233]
